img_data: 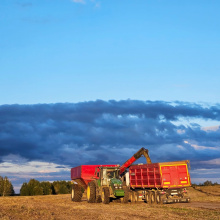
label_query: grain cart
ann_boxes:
[70,164,119,203]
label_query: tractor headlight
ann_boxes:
[114,184,118,189]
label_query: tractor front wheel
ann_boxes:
[87,181,96,203]
[122,186,129,203]
[101,187,110,204]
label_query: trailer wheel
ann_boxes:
[102,187,110,204]
[87,181,96,203]
[151,191,156,204]
[135,191,140,202]
[122,186,129,203]
[156,192,163,205]
[131,191,136,203]
[71,184,83,202]
[146,191,150,204]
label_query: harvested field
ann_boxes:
[0,186,220,220]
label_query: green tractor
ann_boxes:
[86,166,129,204]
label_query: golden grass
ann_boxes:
[189,185,220,202]
[0,187,219,220]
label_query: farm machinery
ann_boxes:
[70,147,191,204]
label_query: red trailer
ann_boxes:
[71,164,119,190]
[129,161,190,188]
[127,160,191,203]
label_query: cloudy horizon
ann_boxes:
[0,99,219,193]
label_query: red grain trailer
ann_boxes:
[127,160,191,204]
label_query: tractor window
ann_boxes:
[107,171,114,178]
[106,170,119,179]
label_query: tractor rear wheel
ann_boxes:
[101,187,110,204]
[87,181,96,203]
[71,184,83,202]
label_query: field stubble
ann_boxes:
[0,186,220,220]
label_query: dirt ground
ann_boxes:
[0,186,220,220]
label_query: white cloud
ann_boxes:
[201,125,220,132]
[184,140,219,150]
[72,0,85,4]
[0,154,70,174]
[71,0,101,7]
[202,158,220,165]
[177,129,185,134]
[177,145,185,150]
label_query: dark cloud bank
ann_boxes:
[0,100,220,170]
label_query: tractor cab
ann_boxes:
[99,167,120,186]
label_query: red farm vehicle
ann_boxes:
[70,147,191,204]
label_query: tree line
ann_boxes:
[0,176,72,196]
[20,179,72,196]
[192,180,219,187]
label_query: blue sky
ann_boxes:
[0,0,220,192]
[1,0,220,104]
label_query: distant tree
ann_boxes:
[20,182,29,196]
[28,179,43,196]
[52,181,60,194]
[52,180,71,194]
[40,181,52,195]
[20,179,43,196]
[203,180,213,186]
[0,176,4,196]
[0,176,14,196]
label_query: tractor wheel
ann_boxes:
[71,184,83,202]
[122,186,129,203]
[151,191,156,204]
[101,187,110,204]
[87,181,96,203]
[96,195,102,203]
